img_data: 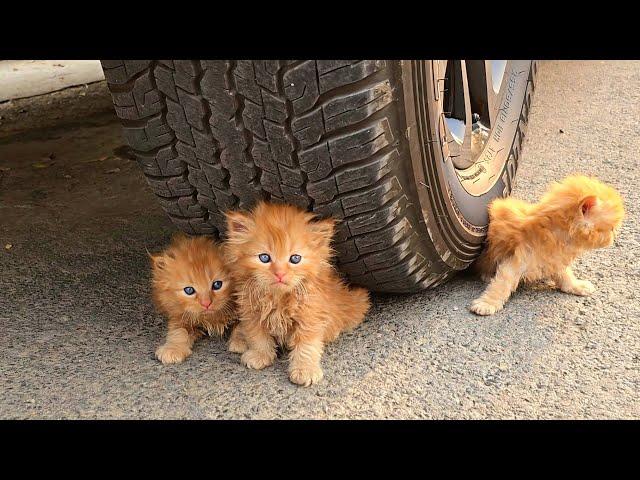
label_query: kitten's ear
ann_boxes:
[149,252,167,270]
[580,195,598,216]
[225,210,254,238]
[171,232,189,244]
[308,217,336,243]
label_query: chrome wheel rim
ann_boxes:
[434,60,528,196]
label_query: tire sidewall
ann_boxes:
[401,60,536,269]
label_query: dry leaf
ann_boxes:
[32,162,52,169]
[112,145,137,161]
[83,155,109,164]
[4,244,12,250]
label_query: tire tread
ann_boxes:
[102,59,537,292]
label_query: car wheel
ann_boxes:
[101,60,536,293]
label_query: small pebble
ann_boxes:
[4,243,12,250]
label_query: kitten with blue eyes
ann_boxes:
[224,201,371,386]
[150,234,235,364]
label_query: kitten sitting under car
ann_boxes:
[224,201,371,387]
[150,234,236,364]
[470,175,624,316]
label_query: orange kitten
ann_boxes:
[470,175,624,316]
[224,201,371,386]
[150,234,235,364]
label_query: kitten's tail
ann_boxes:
[341,286,371,332]
[469,250,496,283]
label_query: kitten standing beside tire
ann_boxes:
[470,175,624,315]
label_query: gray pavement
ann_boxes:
[1,60,638,419]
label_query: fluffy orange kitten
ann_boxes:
[224,201,371,386]
[150,234,235,364]
[470,175,624,315]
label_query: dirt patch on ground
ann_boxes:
[0,82,114,140]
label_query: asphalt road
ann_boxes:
[1,61,638,419]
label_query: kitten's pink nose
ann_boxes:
[200,299,212,309]
[275,272,286,282]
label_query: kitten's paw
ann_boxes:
[469,298,502,316]
[228,336,248,354]
[241,349,275,370]
[289,365,324,387]
[155,344,191,364]
[564,280,596,296]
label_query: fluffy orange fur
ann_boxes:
[150,234,235,364]
[471,175,624,315]
[224,201,371,386]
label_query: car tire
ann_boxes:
[101,60,536,293]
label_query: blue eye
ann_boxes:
[183,286,195,295]
[289,254,302,264]
[212,280,223,291]
[258,253,271,263]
